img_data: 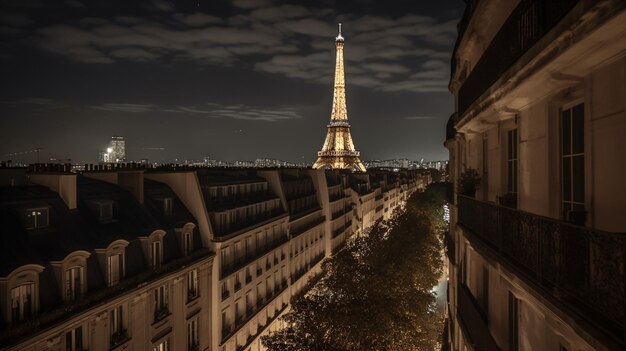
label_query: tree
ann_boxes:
[262,184,447,351]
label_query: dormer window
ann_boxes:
[183,232,193,256]
[90,200,113,223]
[25,207,49,229]
[11,283,34,322]
[163,197,173,215]
[64,266,83,301]
[108,253,123,287]
[151,241,162,269]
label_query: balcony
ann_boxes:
[110,329,129,348]
[331,207,351,221]
[291,215,325,238]
[221,235,289,278]
[457,0,580,118]
[211,207,285,238]
[457,195,626,346]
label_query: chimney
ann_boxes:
[29,168,77,210]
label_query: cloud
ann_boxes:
[231,0,273,9]
[89,103,157,113]
[404,116,434,120]
[173,13,223,26]
[20,4,454,94]
[87,102,302,122]
[65,0,85,8]
[0,12,33,27]
[171,104,303,122]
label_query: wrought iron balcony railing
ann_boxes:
[457,195,626,345]
[457,0,580,118]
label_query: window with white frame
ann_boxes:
[187,269,199,301]
[154,284,169,320]
[64,266,83,301]
[11,283,34,322]
[65,325,83,351]
[107,253,123,287]
[151,241,162,269]
[25,207,49,229]
[187,317,199,350]
[561,102,585,221]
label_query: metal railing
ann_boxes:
[458,195,626,344]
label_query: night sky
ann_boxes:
[0,0,463,164]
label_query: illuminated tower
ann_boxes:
[313,23,366,172]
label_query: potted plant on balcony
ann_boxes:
[458,168,481,197]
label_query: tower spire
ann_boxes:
[313,23,366,172]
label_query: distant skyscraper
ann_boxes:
[313,24,366,172]
[99,135,125,163]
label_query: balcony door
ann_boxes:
[560,102,585,224]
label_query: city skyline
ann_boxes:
[0,0,462,164]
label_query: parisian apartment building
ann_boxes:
[0,164,425,351]
[444,0,626,350]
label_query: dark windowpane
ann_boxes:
[513,129,518,158]
[572,104,584,154]
[513,163,518,193]
[561,109,571,156]
[563,157,571,201]
[508,161,513,192]
[573,155,584,203]
[508,131,513,159]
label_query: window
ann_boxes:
[187,318,199,351]
[561,103,585,222]
[25,207,49,229]
[235,274,242,291]
[508,292,520,351]
[245,292,252,315]
[97,202,113,222]
[507,129,518,195]
[154,285,169,321]
[482,265,489,315]
[65,326,83,351]
[220,248,229,271]
[221,309,230,337]
[183,232,193,256]
[153,339,169,351]
[65,266,83,301]
[107,253,122,287]
[151,241,162,269]
[110,305,125,345]
[163,198,173,215]
[187,269,199,301]
[221,281,230,300]
[11,283,34,322]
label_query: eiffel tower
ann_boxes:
[313,23,366,172]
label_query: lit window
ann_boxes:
[151,241,162,269]
[187,318,199,350]
[25,207,49,229]
[107,253,123,287]
[187,269,199,301]
[65,326,83,351]
[11,283,34,322]
[154,285,169,321]
[64,266,83,301]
